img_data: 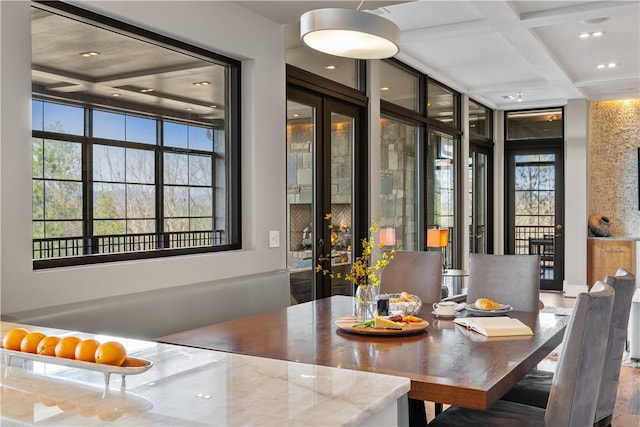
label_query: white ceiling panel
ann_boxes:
[239,0,639,108]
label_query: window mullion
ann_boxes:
[84,108,94,255]
[156,120,164,249]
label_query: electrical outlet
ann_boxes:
[269,230,280,248]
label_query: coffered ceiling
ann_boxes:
[239,0,640,109]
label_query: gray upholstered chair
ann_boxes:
[381,250,443,305]
[466,253,541,312]
[500,269,636,426]
[428,283,615,426]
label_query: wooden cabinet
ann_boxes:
[587,238,637,289]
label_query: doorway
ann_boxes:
[469,143,493,254]
[505,143,564,291]
[286,85,366,303]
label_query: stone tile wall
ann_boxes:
[589,99,640,237]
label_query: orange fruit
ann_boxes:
[37,336,61,356]
[94,341,126,366]
[54,336,81,359]
[2,328,29,350]
[20,332,47,353]
[74,339,100,362]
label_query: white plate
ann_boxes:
[431,311,458,320]
[465,304,513,316]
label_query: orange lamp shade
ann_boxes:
[380,227,396,247]
[427,228,449,248]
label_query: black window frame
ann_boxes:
[32,1,241,269]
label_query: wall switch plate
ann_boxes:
[269,230,280,248]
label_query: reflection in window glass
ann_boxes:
[31,4,238,264]
[189,126,213,151]
[285,23,361,90]
[380,61,419,111]
[427,130,457,268]
[427,80,458,127]
[506,108,563,140]
[43,102,84,135]
[469,100,490,138]
[380,116,419,250]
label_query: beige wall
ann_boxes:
[589,99,640,237]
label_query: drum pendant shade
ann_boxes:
[300,8,400,59]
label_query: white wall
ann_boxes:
[1,1,287,313]
[564,99,589,296]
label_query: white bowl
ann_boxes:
[388,293,422,315]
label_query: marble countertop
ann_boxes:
[1,322,409,426]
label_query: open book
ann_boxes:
[453,317,534,337]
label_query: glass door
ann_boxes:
[286,87,363,303]
[506,145,564,291]
[468,145,492,254]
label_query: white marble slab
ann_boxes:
[1,322,409,426]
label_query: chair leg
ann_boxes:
[434,402,443,416]
[408,398,427,427]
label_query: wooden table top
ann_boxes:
[158,295,569,410]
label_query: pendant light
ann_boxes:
[300,6,399,59]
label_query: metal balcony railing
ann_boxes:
[33,230,225,260]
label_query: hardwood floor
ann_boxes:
[426,291,640,425]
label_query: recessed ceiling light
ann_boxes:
[140,88,154,93]
[186,107,193,111]
[517,92,523,102]
[502,95,515,100]
[193,81,210,86]
[111,93,120,97]
[581,17,609,24]
[597,64,606,69]
[325,65,336,70]
[380,86,390,91]
[607,62,617,68]
[79,51,100,57]
[293,113,300,117]
[580,31,605,39]
[210,105,217,109]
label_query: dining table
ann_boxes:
[159,295,569,416]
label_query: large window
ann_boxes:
[31,4,240,268]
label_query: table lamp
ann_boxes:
[379,227,396,247]
[427,228,449,272]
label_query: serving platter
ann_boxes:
[335,316,429,336]
[465,304,513,316]
[1,346,152,386]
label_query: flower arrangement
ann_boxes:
[315,213,399,288]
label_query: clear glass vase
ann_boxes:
[355,284,376,323]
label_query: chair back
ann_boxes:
[466,253,540,312]
[593,269,636,422]
[381,251,442,304]
[545,284,615,426]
